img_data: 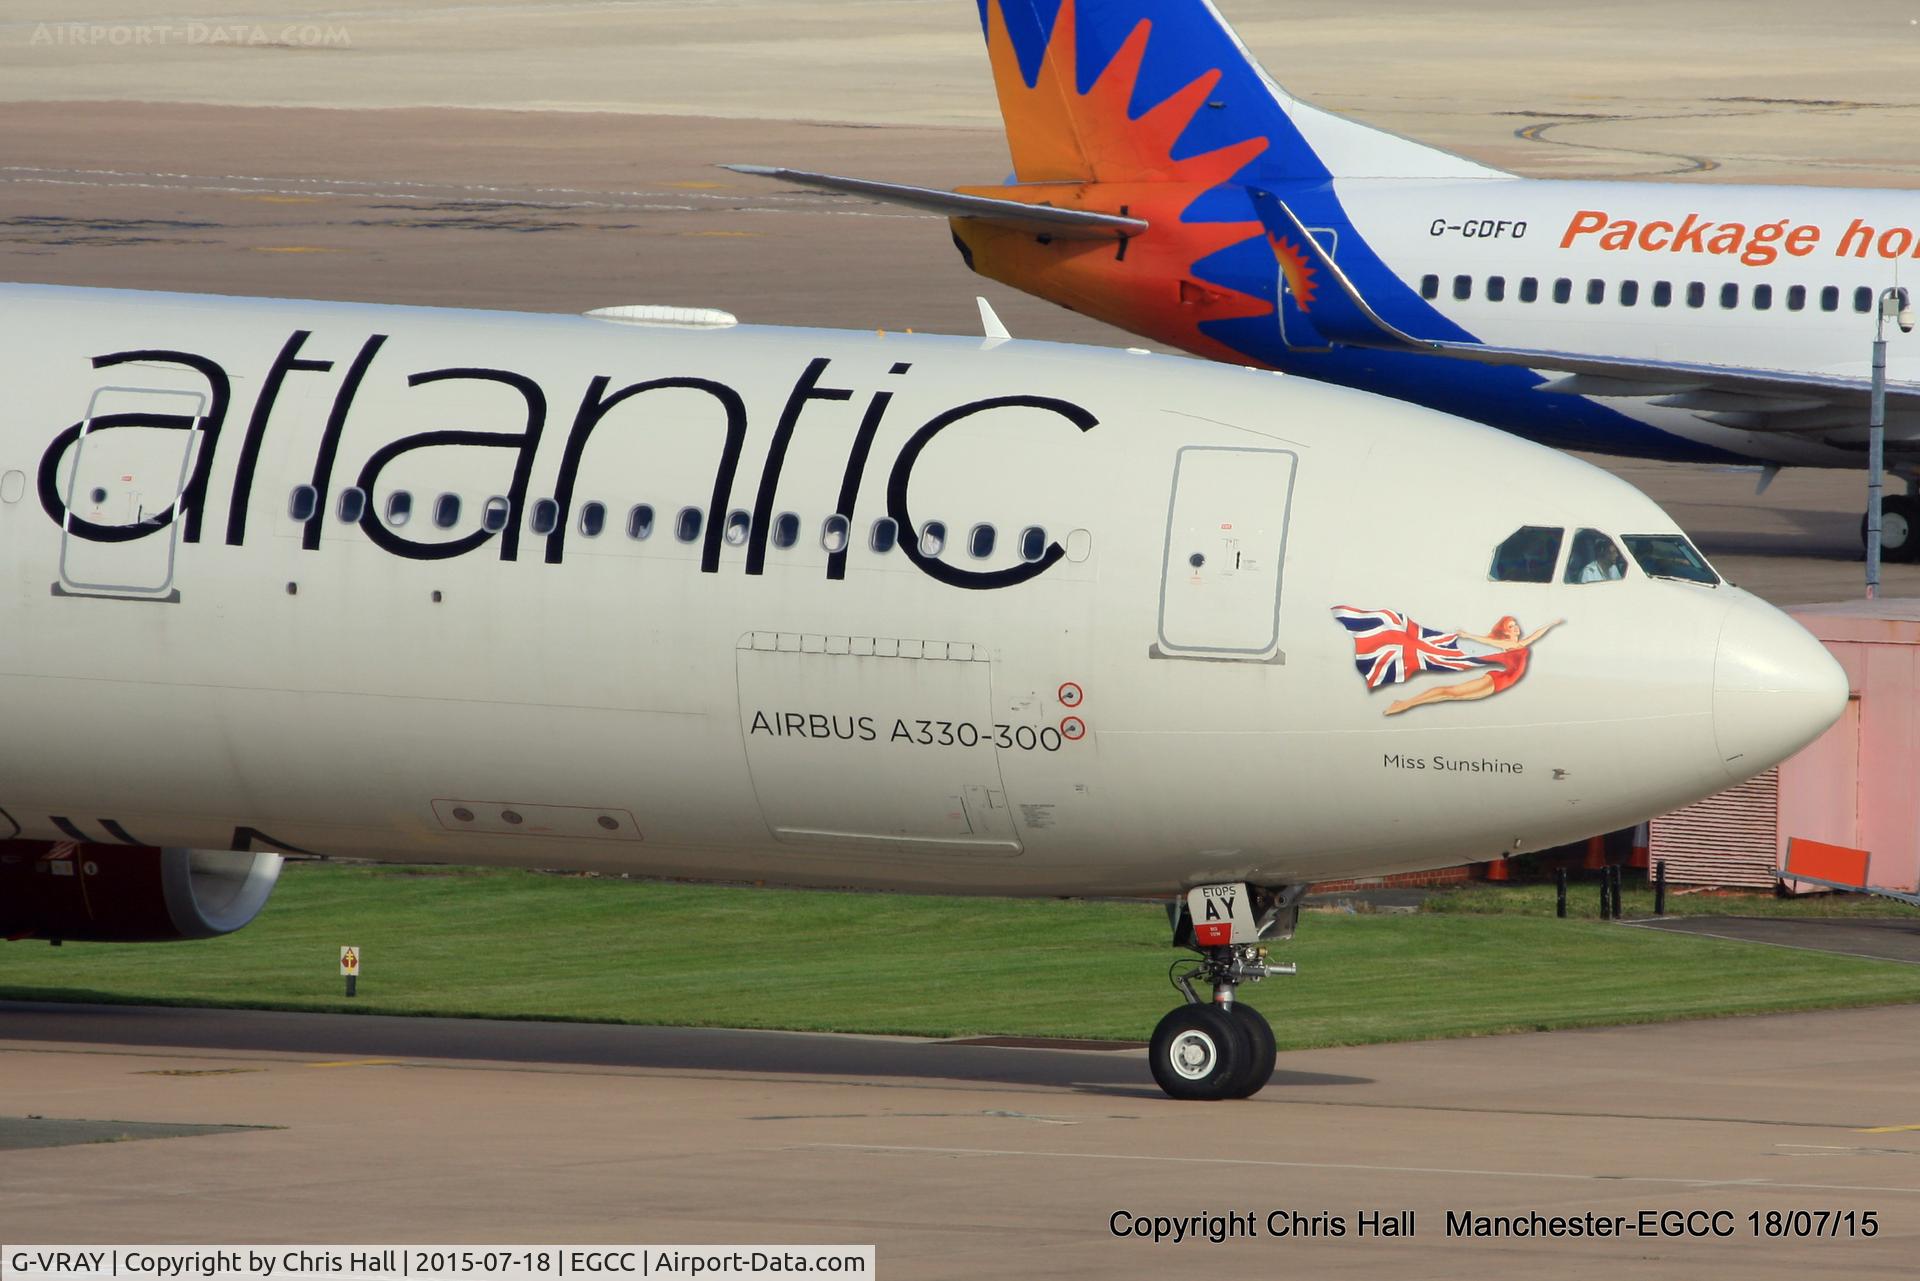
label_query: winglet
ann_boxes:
[1246,189,1430,352]
[977,296,1011,342]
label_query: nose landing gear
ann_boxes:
[1149,883,1301,1101]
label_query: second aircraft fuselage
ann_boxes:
[956,176,1920,467]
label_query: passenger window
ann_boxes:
[675,507,702,543]
[1652,281,1672,308]
[1720,283,1740,309]
[1753,284,1773,311]
[918,520,947,557]
[1786,285,1806,312]
[385,491,412,528]
[627,503,654,540]
[1821,285,1840,312]
[530,498,558,536]
[869,517,898,553]
[1621,534,1720,585]
[969,524,996,559]
[1019,526,1047,563]
[1452,274,1472,301]
[1855,286,1874,313]
[821,514,850,554]
[1552,278,1572,304]
[1686,282,1706,308]
[1518,277,1539,303]
[724,509,751,546]
[433,493,461,529]
[1488,525,1564,584]
[337,487,367,524]
[1486,276,1506,302]
[580,501,606,538]
[1563,528,1627,584]
[1619,280,1639,306]
[1586,279,1606,305]
[288,485,318,522]
[772,511,800,549]
[483,496,510,533]
[1419,274,1440,300]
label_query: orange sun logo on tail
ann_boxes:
[1268,231,1319,310]
[984,0,1267,187]
[964,0,1280,361]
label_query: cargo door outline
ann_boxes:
[1155,446,1298,660]
[57,385,207,600]
[736,636,1022,856]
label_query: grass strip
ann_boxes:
[1421,882,1919,919]
[3,863,1916,1047]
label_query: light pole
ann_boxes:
[1867,287,1914,600]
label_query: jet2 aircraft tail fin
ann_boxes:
[976,0,1505,184]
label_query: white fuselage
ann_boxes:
[0,285,1844,896]
[1346,178,1920,464]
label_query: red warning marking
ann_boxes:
[1060,716,1086,741]
[1194,921,1234,946]
[1057,681,1084,707]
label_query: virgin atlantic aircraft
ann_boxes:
[0,283,1843,1098]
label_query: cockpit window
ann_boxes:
[1489,525,1564,583]
[1622,534,1720,585]
[1564,528,1627,584]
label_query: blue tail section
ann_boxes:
[976,0,1500,184]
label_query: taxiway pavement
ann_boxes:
[2,1001,1917,1277]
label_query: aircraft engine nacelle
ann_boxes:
[0,842,283,943]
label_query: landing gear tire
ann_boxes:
[1153,883,1300,1100]
[1149,1005,1248,1101]
[1863,494,1920,563]
[1224,1003,1276,1098]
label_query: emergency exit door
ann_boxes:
[57,386,206,600]
[1157,446,1297,659]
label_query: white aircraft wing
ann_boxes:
[723,165,1146,241]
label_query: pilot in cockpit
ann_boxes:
[1570,530,1627,584]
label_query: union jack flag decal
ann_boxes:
[1330,606,1492,689]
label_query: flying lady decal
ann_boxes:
[1330,607,1562,716]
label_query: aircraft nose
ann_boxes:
[1713,604,1848,781]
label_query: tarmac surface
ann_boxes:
[1630,914,1920,965]
[3,1000,1919,1276]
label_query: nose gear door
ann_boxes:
[1156,446,1297,661]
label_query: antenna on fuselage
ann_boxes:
[977,296,1012,343]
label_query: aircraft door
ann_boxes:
[1156,446,1297,661]
[56,386,207,601]
[736,635,1022,855]
[1276,225,1338,351]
